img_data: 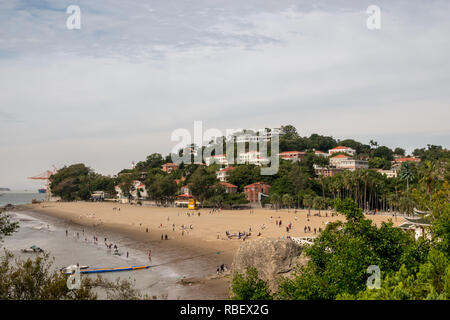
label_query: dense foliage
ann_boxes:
[231,168,449,300]
[47,125,449,213]
[0,251,145,300]
[50,164,116,201]
[0,209,19,242]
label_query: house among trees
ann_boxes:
[313,165,344,177]
[328,146,356,156]
[330,154,369,170]
[238,151,270,166]
[216,166,234,182]
[391,157,421,170]
[376,169,398,178]
[398,210,432,240]
[244,182,271,202]
[180,184,191,196]
[161,162,179,173]
[218,182,238,193]
[114,180,147,203]
[314,150,328,157]
[278,151,306,162]
[205,154,228,166]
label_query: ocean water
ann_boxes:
[0,191,45,207]
[1,210,194,299]
[0,193,227,299]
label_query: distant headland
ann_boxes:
[0,188,11,191]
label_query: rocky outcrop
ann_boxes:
[231,238,308,291]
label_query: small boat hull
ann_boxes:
[65,265,150,275]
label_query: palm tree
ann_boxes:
[270,193,281,211]
[303,194,314,215]
[418,160,439,200]
[313,196,326,215]
[399,162,415,191]
[282,194,294,212]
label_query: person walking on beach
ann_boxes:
[126,251,129,258]
[148,250,152,262]
[65,230,68,237]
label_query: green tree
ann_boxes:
[372,146,394,161]
[231,267,273,300]
[277,199,417,299]
[282,194,294,212]
[399,162,416,191]
[0,252,143,300]
[189,166,218,205]
[303,194,314,215]
[369,157,391,170]
[0,209,18,242]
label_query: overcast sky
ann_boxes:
[1,0,449,190]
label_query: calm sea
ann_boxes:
[0,191,46,207]
[0,192,225,299]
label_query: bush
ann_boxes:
[231,267,273,300]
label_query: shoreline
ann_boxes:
[14,201,405,299]
[15,203,236,299]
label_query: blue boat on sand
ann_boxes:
[65,265,150,275]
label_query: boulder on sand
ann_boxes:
[231,238,308,291]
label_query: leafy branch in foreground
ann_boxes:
[0,251,144,300]
[0,209,19,242]
[231,267,273,300]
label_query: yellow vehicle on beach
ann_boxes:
[188,198,197,210]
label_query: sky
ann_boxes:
[0,0,449,190]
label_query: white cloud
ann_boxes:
[0,0,449,189]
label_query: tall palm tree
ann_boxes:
[270,193,281,211]
[303,194,314,215]
[282,194,294,212]
[418,160,439,200]
[399,162,415,191]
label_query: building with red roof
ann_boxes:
[162,162,179,173]
[217,182,238,193]
[328,146,356,156]
[243,182,271,202]
[278,151,306,161]
[216,166,235,182]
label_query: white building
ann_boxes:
[314,150,329,157]
[328,146,356,156]
[216,166,235,182]
[376,169,398,178]
[233,127,284,143]
[238,151,270,166]
[278,151,305,161]
[330,154,352,166]
[205,154,228,166]
[330,155,368,170]
[115,180,148,200]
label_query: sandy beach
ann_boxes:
[17,201,405,298]
[22,201,405,259]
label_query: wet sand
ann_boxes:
[15,202,405,299]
